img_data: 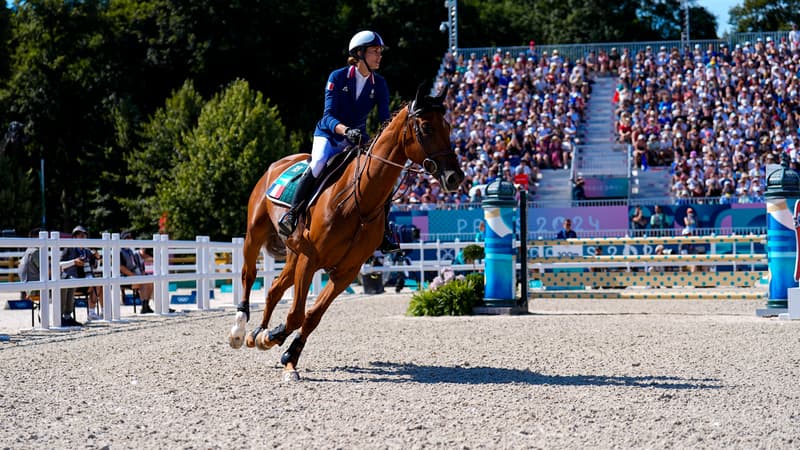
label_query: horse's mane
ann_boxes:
[364,102,410,149]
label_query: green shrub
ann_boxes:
[465,272,484,300]
[462,244,485,263]
[407,278,481,316]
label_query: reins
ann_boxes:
[333,101,447,227]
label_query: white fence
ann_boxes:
[0,234,487,331]
[0,232,323,330]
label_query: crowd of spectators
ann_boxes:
[389,31,800,207]
[613,34,800,203]
[393,42,591,207]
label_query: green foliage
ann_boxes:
[0,0,734,235]
[0,153,37,233]
[462,244,485,263]
[730,0,798,32]
[458,0,718,45]
[407,276,483,317]
[123,80,204,233]
[465,272,485,300]
[155,79,291,240]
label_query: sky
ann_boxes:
[698,0,740,36]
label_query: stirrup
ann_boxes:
[379,234,401,254]
[278,210,297,237]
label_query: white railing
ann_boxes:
[0,233,323,330]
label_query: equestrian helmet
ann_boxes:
[348,30,385,58]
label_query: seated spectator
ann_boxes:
[556,218,577,239]
[631,206,648,230]
[18,228,42,303]
[650,205,668,229]
[60,225,100,326]
[120,231,155,314]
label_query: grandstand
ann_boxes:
[417,30,792,212]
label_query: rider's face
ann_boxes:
[363,46,383,70]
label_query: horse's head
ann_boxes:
[405,83,464,192]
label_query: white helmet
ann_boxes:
[348,30,385,58]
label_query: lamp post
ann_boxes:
[681,0,690,54]
[39,152,45,230]
[440,0,458,54]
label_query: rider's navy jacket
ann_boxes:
[314,65,390,144]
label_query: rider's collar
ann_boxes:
[348,65,374,84]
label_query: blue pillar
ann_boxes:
[482,180,517,306]
[764,154,800,311]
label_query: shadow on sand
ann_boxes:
[306,361,720,389]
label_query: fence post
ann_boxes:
[418,240,425,291]
[103,233,114,321]
[49,231,62,327]
[232,237,243,306]
[196,236,209,310]
[157,234,169,315]
[37,231,50,330]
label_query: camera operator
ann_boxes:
[59,225,103,325]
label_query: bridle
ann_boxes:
[362,101,451,175]
[342,100,452,224]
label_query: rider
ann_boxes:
[278,30,400,253]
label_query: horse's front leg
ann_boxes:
[229,228,267,348]
[281,265,361,381]
[250,253,297,350]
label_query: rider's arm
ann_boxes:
[319,70,346,136]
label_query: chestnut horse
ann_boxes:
[228,85,463,380]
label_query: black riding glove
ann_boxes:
[345,127,363,145]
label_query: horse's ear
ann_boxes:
[414,82,428,104]
[434,83,448,104]
[412,81,430,115]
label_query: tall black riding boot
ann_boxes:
[378,199,401,254]
[278,168,317,237]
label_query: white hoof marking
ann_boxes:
[228,311,247,349]
[282,370,300,382]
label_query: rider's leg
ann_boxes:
[378,198,401,253]
[278,167,316,236]
[278,136,339,236]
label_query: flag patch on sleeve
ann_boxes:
[326,81,335,91]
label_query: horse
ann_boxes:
[228,84,464,381]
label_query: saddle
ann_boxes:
[266,146,360,208]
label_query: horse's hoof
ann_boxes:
[282,370,300,382]
[229,333,244,349]
[256,332,277,351]
[245,333,256,348]
[229,327,245,349]
[229,311,247,349]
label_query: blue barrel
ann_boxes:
[482,180,517,306]
[764,156,800,310]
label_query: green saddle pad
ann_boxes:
[267,161,308,206]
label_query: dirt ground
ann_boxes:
[1,293,799,449]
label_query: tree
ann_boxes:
[123,80,204,233]
[0,120,37,233]
[638,0,718,40]
[1,0,130,232]
[156,80,291,240]
[729,0,800,32]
